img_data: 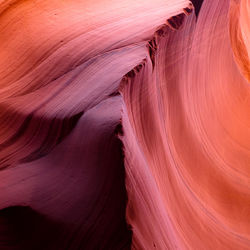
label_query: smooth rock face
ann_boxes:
[0,0,250,249]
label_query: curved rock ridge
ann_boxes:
[120,0,250,249]
[1,0,249,249]
[0,0,194,249]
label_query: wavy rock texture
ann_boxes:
[0,0,249,249]
[0,0,189,249]
[120,0,250,249]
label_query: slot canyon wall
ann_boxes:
[0,0,249,249]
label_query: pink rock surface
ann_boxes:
[0,0,249,249]
[120,0,250,249]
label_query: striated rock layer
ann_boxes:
[120,0,250,249]
[0,0,249,249]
